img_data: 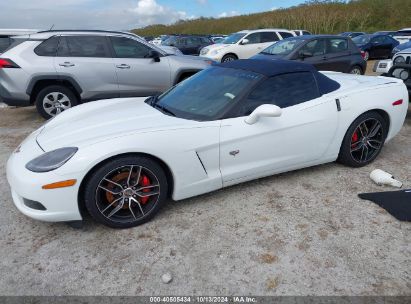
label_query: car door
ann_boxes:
[239,32,279,59]
[369,36,386,58]
[324,38,351,72]
[109,36,172,97]
[177,37,190,55]
[297,39,328,70]
[55,35,119,101]
[219,72,339,185]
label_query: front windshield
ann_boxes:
[154,67,263,121]
[222,33,246,44]
[261,38,304,55]
[352,35,370,44]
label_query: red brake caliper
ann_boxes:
[351,131,359,146]
[140,175,151,204]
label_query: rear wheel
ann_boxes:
[35,85,78,119]
[349,65,363,75]
[221,54,238,63]
[338,112,387,167]
[84,156,168,229]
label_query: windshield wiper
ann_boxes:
[153,103,176,117]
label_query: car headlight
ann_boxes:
[200,48,209,55]
[394,56,405,65]
[26,147,78,173]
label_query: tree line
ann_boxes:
[132,0,411,36]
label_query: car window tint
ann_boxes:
[301,39,326,56]
[58,36,110,57]
[279,32,294,39]
[294,31,301,36]
[260,32,279,43]
[371,36,384,44]
[302,31,311,35]
[245,33,262,44]
[327,38,348,53]
[0,36,11,53]
[34,36,60,56]
[240,72,320,115]
[382,36,393,43]
[110,36,152,58]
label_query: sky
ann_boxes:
[0,0,305,30]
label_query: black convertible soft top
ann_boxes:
[218,59,341,95]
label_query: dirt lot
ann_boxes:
[0,61,410,296]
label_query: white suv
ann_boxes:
[200,29,296,62]
[393,28,411,44]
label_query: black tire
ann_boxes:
[35,85,78,119]
[338,111,388,167]
[349,65,363,75]
[84,156,168,229]
[221,54,238,63]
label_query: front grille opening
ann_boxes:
[23,198,47,211]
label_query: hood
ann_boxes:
[201,43,232,53]
[36,98,198,151]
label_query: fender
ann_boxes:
[26,75,83,95]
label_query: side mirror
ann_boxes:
[299,50,313,59]
[148,50,161,62]
[245,104,282,125]
[241,38,250,45]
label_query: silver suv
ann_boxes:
[0,30,212,119]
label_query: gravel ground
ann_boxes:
[0,61,410,296]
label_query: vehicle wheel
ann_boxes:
[221,54,238,63]
[363,51,370,61]
[338,112,388,167]
[84,156,168,229]
[35,85,78,119]
[349,65,363,75]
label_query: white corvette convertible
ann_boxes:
[7,60,409,228]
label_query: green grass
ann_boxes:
[132,0,411,37]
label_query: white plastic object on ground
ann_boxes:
[370,169,403,188]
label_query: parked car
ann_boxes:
[373,48,411,74]
[252,35,366,74]
[210,35,227,43]
[162,35,214,55]
[6,59,408,228]
[392,28,411,44]
[391,40,411,57]
[339,32,366,38]
[0,29,39,54]
[352,34,399,61]
[374,31,396,37]
[200,29,296,62]
[150,35,169,45]
[292,30,312,36]
[0,30,212,119]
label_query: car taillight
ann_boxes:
[392,99,403,106]
[0,58,20,69]
[360,51,366,59]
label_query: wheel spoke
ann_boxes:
[367,139,381,150]
[351,143,363,152]
[368,122,381,138]
[127,165,134,187]
[104,178,122,188]
[98,185,122,195]
[132,166,142,187]
[136,190,159,198]
[107,199,125,218]
[101,197,122,213]
[128,200,138,220]
[137,184,159,191]
[131,197,145,215]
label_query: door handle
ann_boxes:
[59,62,75,67]
[116,64,131,69]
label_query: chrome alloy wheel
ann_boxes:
[43,92,72,116]
[95,165,160,223]
[350,118,384,163]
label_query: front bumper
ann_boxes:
[6,131,82,222]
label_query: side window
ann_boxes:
[189,37,201,45]
[371,36,384,44]
[240,72,319,115]
[327,38,348,53]
[279,32,294,39]
[382,36,393,44]
[0,36,11,53]
[294,31,301,36]
[178,38,187,46]
[300,39,326,56]
[260,32,279,43]
[302,31,311,35]
[245,33,262,44]
[57,36,110,57]
[110,36,153,58]
[34,36,60,56]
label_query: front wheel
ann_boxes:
[221,54,238,63]
[338,112,388,167]
[84,156,168,229]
